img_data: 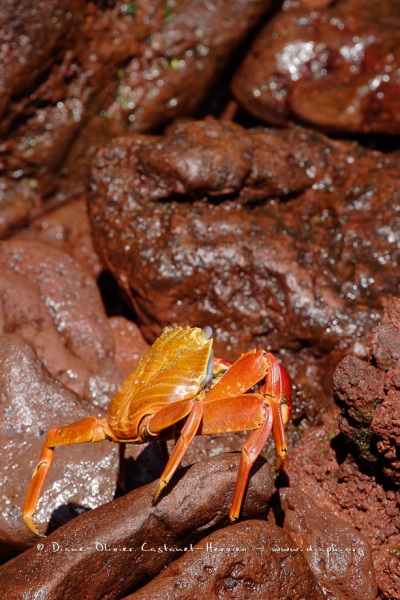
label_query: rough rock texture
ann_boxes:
[0,239,122,405]
[126,519,325,599]
[232,0,400,134]
[285,412,399,598]
[0,0,270,237]
[89,117,400,412]
[109,317,150,377]
[0,453,273,599]
[279,487,377,599]
[334,297,400,485]
[13,195,102,278]
[0,334,119,555]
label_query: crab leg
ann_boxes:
[229,408,274,521]
[23,416,111,536]
[152,400,204,502]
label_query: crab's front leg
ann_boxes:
[200,350,293,522]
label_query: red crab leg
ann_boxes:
[260,352,292,468]
[229,408,274,521]
[152,400,204,502]
[23,416,112,536]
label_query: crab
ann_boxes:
[23,325,292,536]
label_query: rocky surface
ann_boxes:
[0,0,270,237]
[0,334,119,555]
[279,487,377,599]
[232,0,400,134]
[0,453,274,599]
[126,519,325,599]
[13,195,102,278]
[334,297,400,485]
[0,239,122,405]
[0,1,399,596]
[285,413,400,599]
[285,299,400,598]
[89,117,400,414]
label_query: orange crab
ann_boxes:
[23,326,292,535]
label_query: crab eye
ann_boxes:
[202,326,213,340]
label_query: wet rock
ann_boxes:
[334,298,400,485]
[0,239,122,406]
[126,520,325,599]
[0,334,119,556]
[0,177,42,238]
[285,411,400,599]
[0,0,270,228]
[89,117,400,409]
[279,487,377,599]
[109,316,150,378]
[13,195,102,278]
[231,0,400,134]
[0,453,274,599]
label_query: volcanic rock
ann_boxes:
[279,487,377,599]
[285,412,399,598]
[0,453,274,599]
[0,334,119,555]
[231,0,400,134]
[0,239,122,405]
[126,519,325,599]
[13,195,102,278]
[334,297,400,485]
[0,0,270,236]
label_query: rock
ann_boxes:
[125,520,325,599]
[0,0,270,229]
[108,317,150,377]
[0,453,274,599]
[370,298,400,372]
[285,411,400,599]
[0,334,119,556]
[334,298,400,484]
[0,239,122,406]
[231,0,400,134]
[0,177,42,238]
[89,117,400,410]
[279,487,377,599]
[13,195,102,278]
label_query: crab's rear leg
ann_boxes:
[23,416,112,536]
[229,408,274,521]
[260,352,293,469]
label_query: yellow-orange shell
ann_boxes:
[107,326,213,439]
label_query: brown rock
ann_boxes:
[13,195,102,278]
[126,520,325,599]
[370,297,400,372]
[279,487,377,599]
[89,117,400,411]
[334,298,400,484]
[0,334,119,555]
[109,316,150,377]
[0,453,274,599]
[231,0,400,134]
[0,0,270,232]
[285,411,400,598]
[0,239,122,405]
[0,177,42,238]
